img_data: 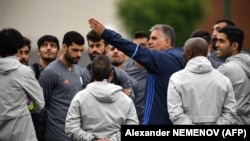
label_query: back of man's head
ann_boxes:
[183,37,208,65]
[0,28,23,57]
[91,54,113,81]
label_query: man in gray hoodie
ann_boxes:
[167,37,237,125]
[65,55,138,141]
[0,28,44,141]
[216,26,250,124]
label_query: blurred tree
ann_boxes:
[115,0,210,47]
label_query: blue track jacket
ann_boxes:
[101,29,184,125]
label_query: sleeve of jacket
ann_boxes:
[167,76,193,124]
[216,78,237,125]
[65,92,95,141]
[21,66,44,113]
[101,29,178,73]
[109,131,121,141]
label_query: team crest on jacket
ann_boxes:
[63,78,70,85]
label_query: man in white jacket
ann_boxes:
[167,37,237,125]
[65,55,138,141]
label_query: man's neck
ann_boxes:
[39,59,53,68]
[59,55,72,71]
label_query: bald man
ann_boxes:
[167,37,237,125]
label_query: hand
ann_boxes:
[96,138,111,141]
[123,89,131,96]
[88,18,106,35]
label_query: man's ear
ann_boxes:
[231,42,239,52]
[60,44,67,55]
[108,69,114,83]
[187,49,193,60]
[36,48,40,56]
[106,45,110,54]
[57,49,61,57]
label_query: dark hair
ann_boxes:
[86,30,108,46]
[91,54,113,81]
[215,19,235,26]
[63,31,85,47]
[22,36,31,52]
[190,29,211,45]
[0,28,24,57]
[37,35,60,49]
[219,26,244,51]
[133,31,149,40]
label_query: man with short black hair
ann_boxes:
[209,19,235,68]
[39,31,85,141]
[216,26,250,124]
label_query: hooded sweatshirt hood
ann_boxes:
[226,53,250,78]
[185,56,213,74]
[0,56,21,75]
[86,81,123,103]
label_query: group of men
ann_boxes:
[0,17,249,141]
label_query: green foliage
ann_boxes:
[115,0,210,47]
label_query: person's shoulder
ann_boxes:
[114,66,127,74]
[75,89,89,98]
[217,61,235,71]
[114,67,132,80]
[18,64,33,72]
[118,90,134,102]
[169,68,187,80]
[82,63,91,73]
[124,60,135,68]
[169,47,183,54]
[40,60,60,76]
[30,62,39,70]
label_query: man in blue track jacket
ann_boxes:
[88,18,184,125]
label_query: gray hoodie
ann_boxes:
[0,56,44,141]
[218,53,250,124]
[168,56,237,124]
[65,81,138,141]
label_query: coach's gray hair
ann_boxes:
[149,24,175,47]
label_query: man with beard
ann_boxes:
[216,26,250,124]
[39,31,85,141]
[30,35,60,141]
[82,30,135,101]
[209,19,235,68]
[16,36,31,65]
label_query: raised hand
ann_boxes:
[88,18,106,35]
